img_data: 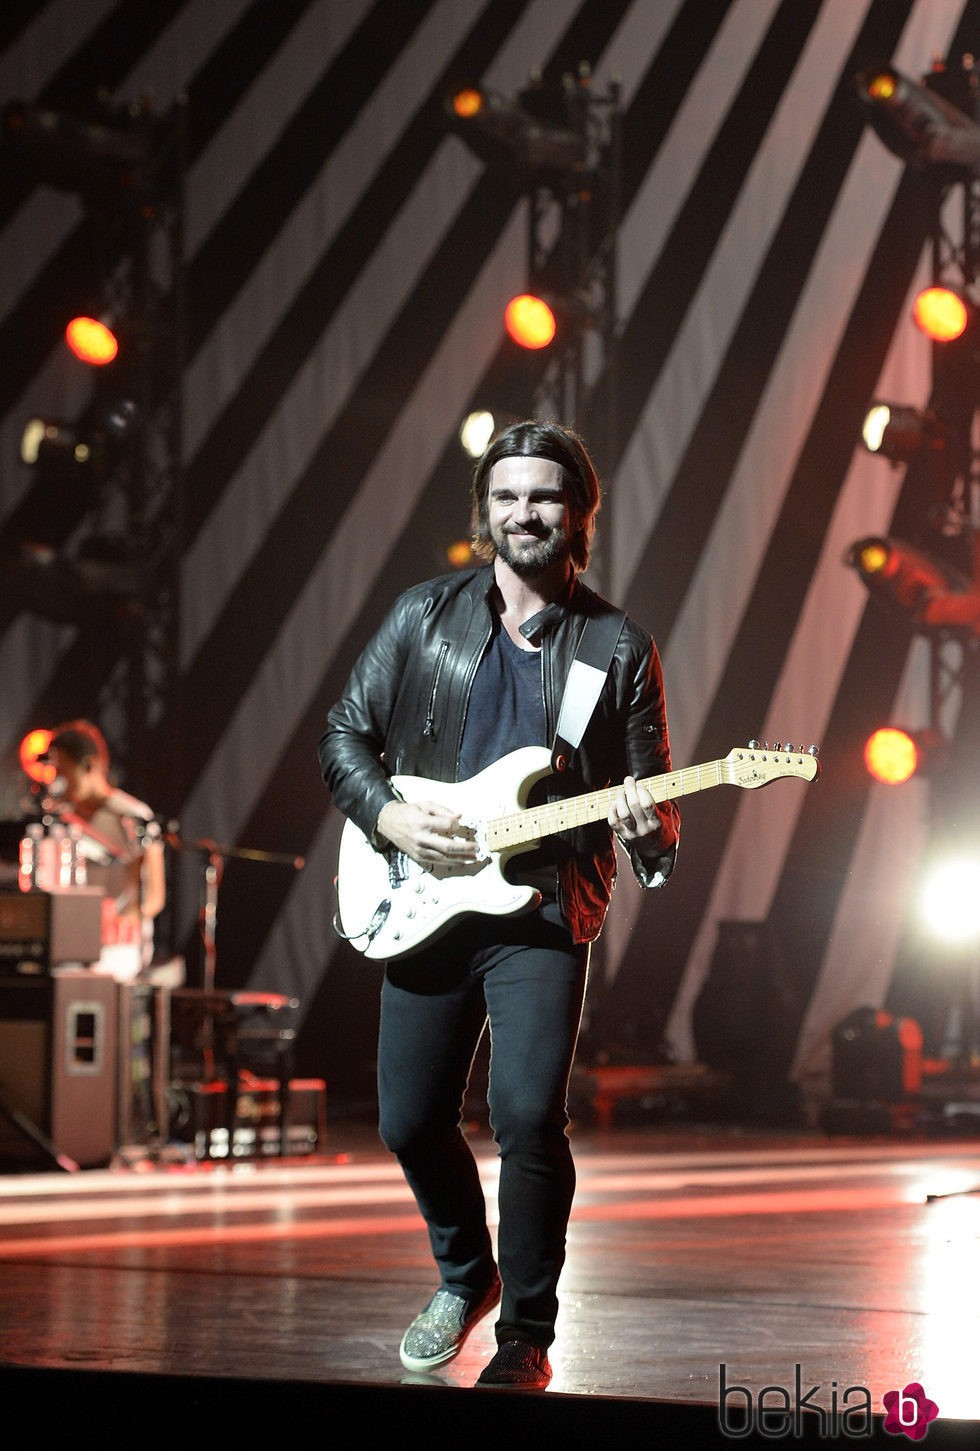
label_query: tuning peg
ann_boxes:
[782,742,794,752]
[748,739,761,750]
[806,744,819,757]
[773,741,783,751]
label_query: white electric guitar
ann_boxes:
[334,741,819,962]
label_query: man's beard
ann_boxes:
[493,525,570,578]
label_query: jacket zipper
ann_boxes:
[423,640,451,737]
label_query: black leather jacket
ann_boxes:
[318,566,679,944]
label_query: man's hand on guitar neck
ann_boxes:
[608,775,672,857]
[376,799,480,868]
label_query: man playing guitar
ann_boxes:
[318,420,680,1388]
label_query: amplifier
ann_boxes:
[0,889,103,973]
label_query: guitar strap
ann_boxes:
[551,605,626,772]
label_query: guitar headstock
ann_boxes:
[726,741,820,789]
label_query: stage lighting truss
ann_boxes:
[860,401,947,464]
[2,93,186,795]
[445,67,621,493]
[854,60,980,171]
[845,535,980,634]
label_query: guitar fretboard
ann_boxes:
[484,758,734,851]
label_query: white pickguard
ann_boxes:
[335,747,553,961]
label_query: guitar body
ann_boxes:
[335,746,555,961]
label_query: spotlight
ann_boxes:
[459,411,497,458]
[919,853,980,943]
[444,82,587,185]
[847,536,954,605]
[845,535,980,633]
[20,419,92,470]
[20,397,137,477]
[18,728,55,786]
[860,402,946,464]
[449,87,485,121]
[863,725,947,785]
[854,62,980,170]
[503,286,593,351]
[65,314,119,366]
[912,283,974,343]
[504,293,557,350]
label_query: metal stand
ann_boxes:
[158,830,305,1159]
[924,949,980,1201]
[0,1092,79,1173]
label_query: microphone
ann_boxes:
[104,788,155,822]
[41,774,69,810]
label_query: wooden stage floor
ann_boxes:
[1,1120,980,1446]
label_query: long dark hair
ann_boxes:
[470,420,601,572]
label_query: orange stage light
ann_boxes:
[18,728,55,785]
[864,727,919,785]
[865,69,898,102]
[504,293,557,350]
[450,87,484,120]
[65,315,119,366]
[912,285,970,343]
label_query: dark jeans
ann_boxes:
[378,904,590,1349]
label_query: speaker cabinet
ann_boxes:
[691,920,803,1123]
[692,921,795,1071]
[0,968,119,1168]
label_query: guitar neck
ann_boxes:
[484,759,732,851]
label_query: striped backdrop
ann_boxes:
[2,0,978,1115]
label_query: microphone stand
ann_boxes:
[162,826,305,991]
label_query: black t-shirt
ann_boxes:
[458,623,545,778]
[458,622,556,896]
